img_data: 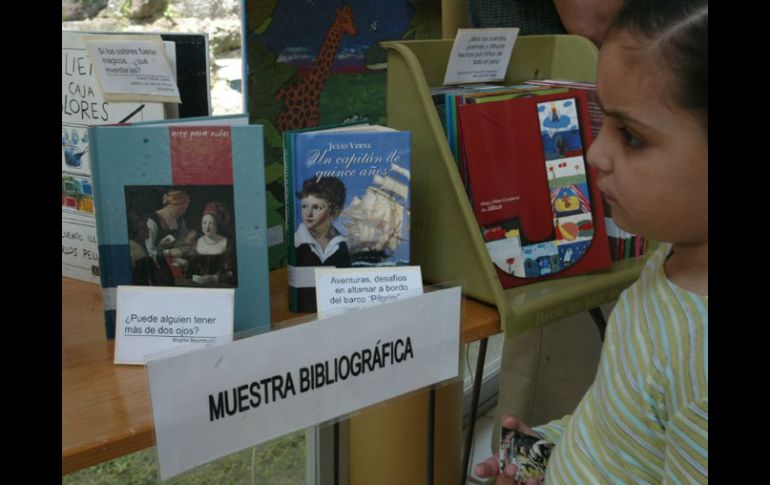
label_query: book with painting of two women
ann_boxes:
[88,116,271,339]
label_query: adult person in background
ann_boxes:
[468,0,622,47]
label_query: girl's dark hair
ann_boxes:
[297,176,347,215]
[609,0,707,132]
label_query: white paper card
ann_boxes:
[443,28,519,85]
[146,287,461,481]
[84,35,181,103]
[114,286,234,365]
[315,266,423,318]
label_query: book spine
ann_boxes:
[87,126,116,338]
[283,130,301,312]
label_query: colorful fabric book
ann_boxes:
[89,121,270,339]
[458,90,611,288]
[284,125,411,312]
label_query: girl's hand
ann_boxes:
[473,416,546,485]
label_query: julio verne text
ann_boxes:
[306,141,403,181]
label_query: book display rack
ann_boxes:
[382,35,655,337]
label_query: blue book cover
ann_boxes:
[89,123,270,339]
[285,127,411,312]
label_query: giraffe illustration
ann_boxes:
[275,5,358,132]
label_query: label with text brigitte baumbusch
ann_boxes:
[114,286,234,365]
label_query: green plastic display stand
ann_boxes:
[382,36,654,336]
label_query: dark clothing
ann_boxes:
[295,241,351,312]
[188,239,237,287]
[468,0,566,34]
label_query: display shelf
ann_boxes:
[62,272,499,476]
[382,36,653,336]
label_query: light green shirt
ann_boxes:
[534,243,708,484]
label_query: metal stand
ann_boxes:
[460,337,488,485]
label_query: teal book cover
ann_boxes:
[284,127,411,312]
[89,123,270,339]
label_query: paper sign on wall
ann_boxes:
[84,34,181,103]
[114,286,234,365]
[146,286,462,481]
[443,28,519,85]
[315,266,423,318]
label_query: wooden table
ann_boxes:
[62,270,501,475]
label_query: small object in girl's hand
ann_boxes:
[499,427,554,481]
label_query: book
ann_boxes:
[284,125,411,312]
[88,120,269,339]
[62,31,211,284]
[458,90,611,288]
[243,0,442,270]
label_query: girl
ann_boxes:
[475,0,708,483]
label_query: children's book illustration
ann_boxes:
[459,91,611,287]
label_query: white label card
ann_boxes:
[84,35,181,103]
[443,28,519,85]
[315,266,423,318]
[114,286,234,365]
[146,287,461,481]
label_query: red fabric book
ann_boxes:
[457,90,611,288]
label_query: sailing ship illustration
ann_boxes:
[341,162,410,264]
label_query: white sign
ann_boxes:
[443,28,519,85]
[315,266,423,317]
[114,286,234,365]
[146,287,462,481]
[84,35,181,103]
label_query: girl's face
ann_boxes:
[201,214,218,237]
[587,31,707,245]
[301,194,334,233]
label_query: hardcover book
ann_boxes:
[89,122,270,339]
[284,125,411,312]
[458,90,611,288]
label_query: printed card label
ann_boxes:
[315,266,423,317]
[114,286,234,365]
[146,287,461,481]
[84,35,181,103]
[444,28,519,85]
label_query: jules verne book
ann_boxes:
[89,121,270,339]
[458,90,611,289]
[284,125,411,312]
